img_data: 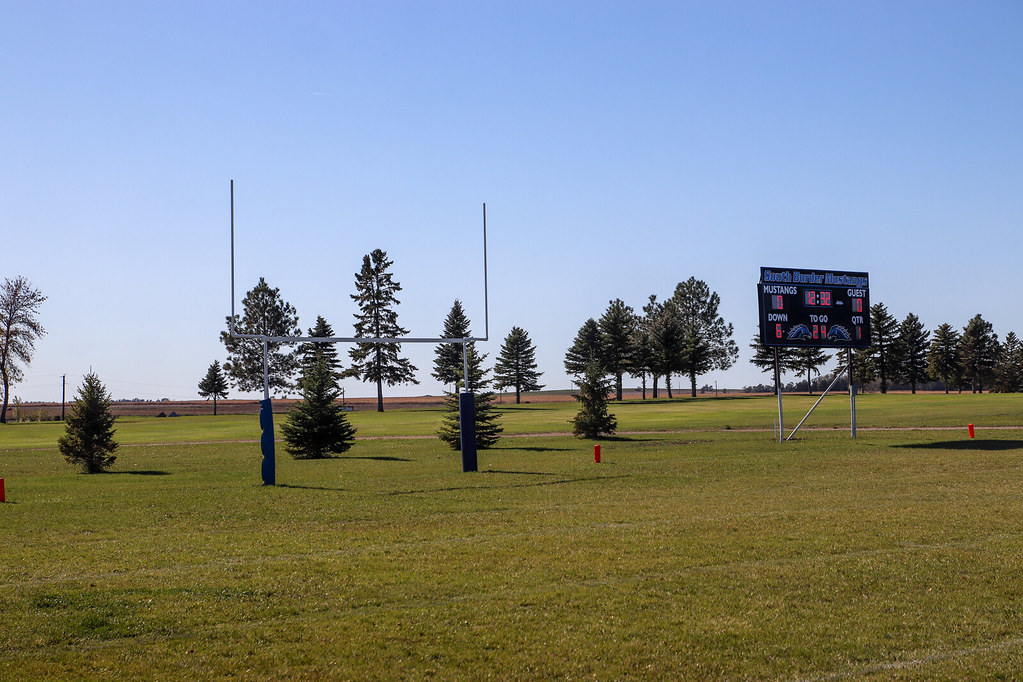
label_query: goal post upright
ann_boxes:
[228,182,490,482]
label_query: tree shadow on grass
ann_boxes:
[388,473,629,496]
[892,440,1023,452]
[335,455,412,462]
[491,445,572,453]
[106,470,170,476]
[276,483,345,492]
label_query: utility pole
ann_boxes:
[61,374,66,420]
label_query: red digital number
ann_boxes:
[812,325,819,339]
[776,324,783,339]
[805,291,816,306]
[821,291,831,307]
[774,295,783,310]
[853,298,863,313]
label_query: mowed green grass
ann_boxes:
[0,391,1012,450]
[3,394,1023,678]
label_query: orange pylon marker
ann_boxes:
[968,424,975,439]
[594,444,601,463]
[0,478,5,503]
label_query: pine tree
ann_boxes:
[927,323,962,393]
[197,360,229,415]
[960,314,1000,393]
[868,302,899,393]
[647,299,686,398]
[598,298,637,401]
[670,277,738,397]
[895,313,930,394]
[749,335,806,392]
[571,361,617,439]
[993,331,1023,393]
[281,357,356,459]
[220,277,301,396]
[298,316,343,386]
[493,326,544,404]
[629,319,656,399]
[58,372,118,473]
[433,300,471,393]
[564,318,601,377]
[436,340,502,451]
[641,295,669,397]
[791,347,831,395]
[347,249,419,412]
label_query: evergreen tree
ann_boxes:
[0,276,47,423]
[960,314,1000,393]
[630,316,656,399]
[641,295,668,397]
[571,361,617,439]
[281,357,356,459]
[749,334,799,377]
[648,298,686,398]
[298,316,343,386]
[895,313,930,394]
[850,347,876,390]
[437,340,502,451]
[868,302,899,393]
[220,277,301,396]
[347,249,419,412]
[791,347,831,395]
[433,300,471,393]
[598,298,637,401]
[993,331,1023,393]
[493,326,544,404]
[564,318,602,377]
[58,372,118,473]
[670,277,738,397]
[927,323,962,394]
[197,360,229,415]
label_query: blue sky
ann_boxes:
[3,1,1022,402]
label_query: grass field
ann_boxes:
[3,393,1023,679]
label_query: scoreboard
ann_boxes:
[757,267,871,348]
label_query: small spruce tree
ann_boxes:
[572,361,617,439]
[197,360,229,415]
[281,357,356,459]
[58,372,118,473]
[433,300,472,394]
[437,341,503,451]
[493,326,544,404]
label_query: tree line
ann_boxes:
[749,303,1022,394]
[563,277,739,400]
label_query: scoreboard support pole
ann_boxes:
[773,349,781,445]
[848,348,857,439]
[785,365,849,441]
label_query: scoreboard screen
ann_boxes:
[757,267,871,348]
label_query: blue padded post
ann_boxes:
[459,392,477,472]
[259,398,276,486]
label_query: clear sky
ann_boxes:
[3,1,1022,402]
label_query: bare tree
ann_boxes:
[0,277,47,423]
